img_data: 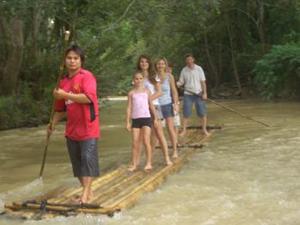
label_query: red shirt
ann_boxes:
[54,68,100,140]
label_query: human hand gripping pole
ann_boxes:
[39,31,71,178]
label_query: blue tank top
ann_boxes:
[158,74,172,106]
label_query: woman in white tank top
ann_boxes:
[136,55,173,166]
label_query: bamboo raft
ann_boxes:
[3,126,221,220]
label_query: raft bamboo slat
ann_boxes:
[187,125,223,130]
[3,128,217,220]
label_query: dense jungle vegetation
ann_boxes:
[0,0,299,129]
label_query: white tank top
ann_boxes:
[144,77,160,106]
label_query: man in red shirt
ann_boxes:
[48,45,100,204]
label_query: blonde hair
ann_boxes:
[132,71,144,79]
[155,57,168,73]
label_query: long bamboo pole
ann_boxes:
[39,31,71,178]
[207,98,270,127]
[184,89,270,127]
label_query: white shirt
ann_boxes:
[177,64,206,95]
[144,77,160,105]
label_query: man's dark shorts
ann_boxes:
[66,137,99,177]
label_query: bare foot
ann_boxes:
[172,152,178,159]
[128,165,137,172]
[80,192,89,204]
[166,160,173,166]
[144,164,152,172]
[203,130,211,137]
[166,159,173,166]
[179,129,186,137]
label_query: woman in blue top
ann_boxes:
[155,57,179,158]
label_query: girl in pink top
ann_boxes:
[126,72,158,172]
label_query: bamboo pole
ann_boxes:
[5,130,215,218]
[112,145,207,211]
[39,31,71,178]
[101,134,211,209]
[187,125,223,130]
[31,186,68,202]
[91,171,145,204]
[103,152,193,209]
[49,166,127,204]
[181,129,200,145]
[90,167,131,192]
[207,98,270,127]
[184,89,270,127]
[155,144,203,149]
[100,170,158,207]
[3,208,36,220]
[14,200,115,215]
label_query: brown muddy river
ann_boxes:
[0,100,299,225]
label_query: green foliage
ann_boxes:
[0,83,51,130]
[1,0,300,129]
[254,43,300,99]
[0,96,23,130]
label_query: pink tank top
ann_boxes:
[131,91,151,119]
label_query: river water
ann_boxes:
[0,100,299,225]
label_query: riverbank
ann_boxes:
[0,96,127,131]
[0,96,298,131]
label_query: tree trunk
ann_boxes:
[31,1,43,60]
[216,43,222,88]
[203,30,220,89]
[0,18,6,82]
[256,0,267,53]
[0,16,24,96]
[226,19,243,97]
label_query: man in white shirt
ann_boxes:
[177,54,210,136]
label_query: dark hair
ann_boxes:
[65,45,85,64]
[136,55,156,85]
[184,53,194,59]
